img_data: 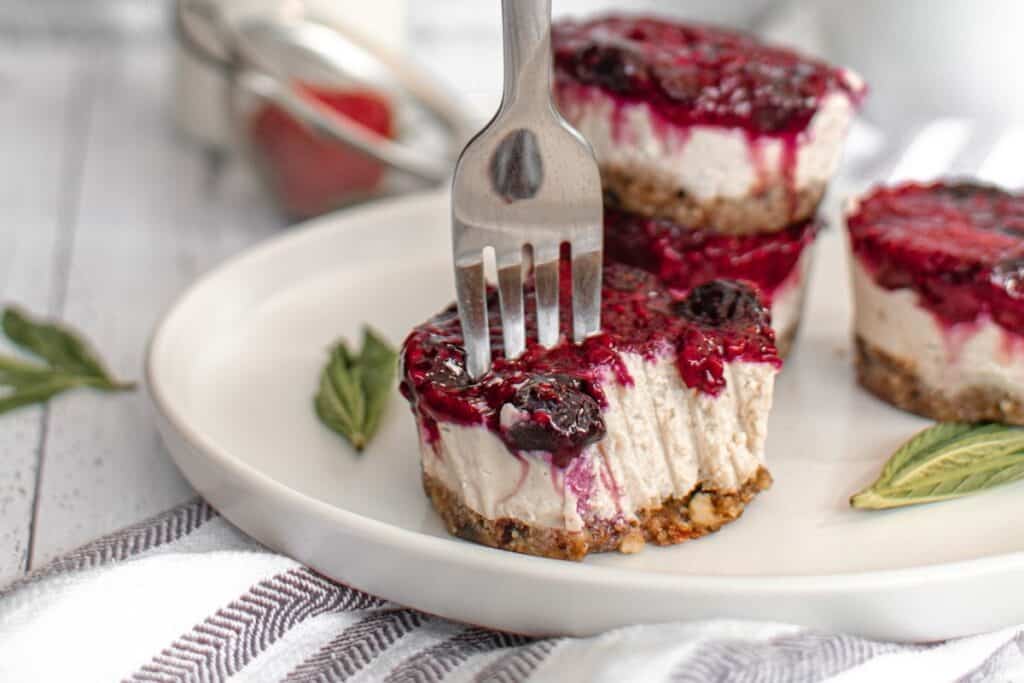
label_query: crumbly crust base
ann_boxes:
[422,468,772,561]
[855,335,1024,424]
[602,164,824,235]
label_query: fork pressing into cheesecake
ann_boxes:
[450,0,603,380]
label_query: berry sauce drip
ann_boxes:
[400,262,779,465]
[604,206,818,302]
[848,182,1024,335]
[552,15,862,135]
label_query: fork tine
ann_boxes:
[533,242,560,348]
[451,0,601,365]
[454,257,491,379]
[571,247,602,343]
[497,250,526,360]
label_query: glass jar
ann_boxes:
[174,0,471,219]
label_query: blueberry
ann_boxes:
[655,63,702,105]
[574,45,650,94]
[671,280,767,328]
[423,341,472,388]
[939,182,1006,202]
[750,104,792,134]
[502,375,605,456]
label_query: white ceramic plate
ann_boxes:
[148,191,1024,641]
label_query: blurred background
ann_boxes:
[170,0,1024,207]
[1,0,1024,576]
[5,0,1024,225]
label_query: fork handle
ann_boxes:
[500,0,553,112]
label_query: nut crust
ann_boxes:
[423,468,772,562]
[855,335,1024,424]
[603,164,824,235]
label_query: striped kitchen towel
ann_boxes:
[0,500,1021,682]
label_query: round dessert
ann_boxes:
[847,181,1024,423]
[604,206,818,356]
[400,262,778,561]
[553,14,865,234]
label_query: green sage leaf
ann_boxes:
[0,306,135,416]
[358,329,398,444]
[0,377,77,414]
[4,308,120,382]
[851,422,1024,510]
[314,327,397,452]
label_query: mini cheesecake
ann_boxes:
[400,264,778,561]
[553,15,864,234]
[604,206,817,356]
[847,181,1024,423]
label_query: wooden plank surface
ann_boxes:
[0,45,88,582]
[27,38,282,567]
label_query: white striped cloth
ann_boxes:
[0,500,1021,682]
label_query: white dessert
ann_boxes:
[556,82,860,212]
[851,260,1024,399]
[769,248,814,349]
[420,353,774,533]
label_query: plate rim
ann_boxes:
[146,189,1024,597]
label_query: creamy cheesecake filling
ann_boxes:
[852,260,1024,397]
[557,84,857,205]
[770,248,814,343]
[419,354,773,533]
[847,181,1024,410]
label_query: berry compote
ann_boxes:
[604,206,817,302]
[848,181,1024,335]
[400,262,779,465]
[552,14,863,136]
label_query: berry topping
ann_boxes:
[936,182,1008,202]
[602,261,659,293]
[573,44,652,94]
[500,375,606,466]
[992,259,1024,300]
[553,15,862,134]
[671,281,774,393]
[672,280,767,329]
[423,343,472,389]
[400,260,780,464]
[848,181,1024,333]
[603,206,817,302]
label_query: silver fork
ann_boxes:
[451,0,603,380]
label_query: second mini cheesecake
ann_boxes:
[604,206,817,357]
[847,181,1024,423]
[553,14,864,235]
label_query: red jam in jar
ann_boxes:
[248,84,395,218]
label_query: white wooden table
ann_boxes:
[0,3,287,583]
